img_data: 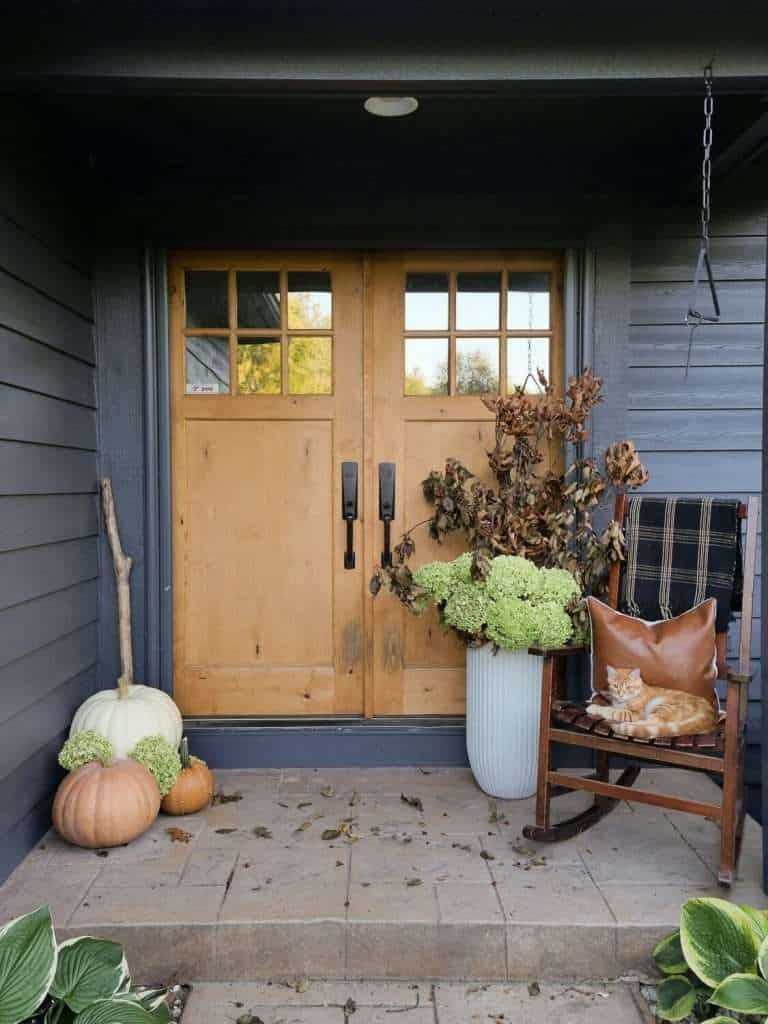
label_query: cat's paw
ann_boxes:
[614,710,633,722]
[585,704,603,718]
[611,721,630,735]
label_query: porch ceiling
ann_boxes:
[7,91,767,233]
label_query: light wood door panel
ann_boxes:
[170,253,364,717]
[369,252,564,716]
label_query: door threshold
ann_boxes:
[184,716,465,731]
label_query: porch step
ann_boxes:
[0,768,763,983]
[180,980,651,1023]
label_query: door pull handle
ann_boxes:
[378,462,396,568]
[341,462,358,569]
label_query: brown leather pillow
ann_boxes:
[587,596,718,705]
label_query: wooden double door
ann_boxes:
[170,251,563,718]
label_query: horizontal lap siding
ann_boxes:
[628,189,766,789]
[0,189,97,882]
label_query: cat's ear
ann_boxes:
[605,665,617,681]
[629,668,642,680]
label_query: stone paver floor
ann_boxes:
[0,767,764,982]
[183,979,652,1023]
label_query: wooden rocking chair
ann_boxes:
[522,493,758,887]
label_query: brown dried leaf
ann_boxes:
[400,793,424,813]
[479,849,495,861]
[297,801,313,809]
[213,790,243,805]
[253,826,273,839]
[322,828,342,841]
[215,828,238,835]
[320,785,336,798]
[405,877,423,887]
[166,827,192,844]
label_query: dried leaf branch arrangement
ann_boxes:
[370,369,649,636]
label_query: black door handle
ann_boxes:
[378,462,396,567]
[341,462,358,569]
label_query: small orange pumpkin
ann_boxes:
[53,758,160,848]
[161,738,214,816]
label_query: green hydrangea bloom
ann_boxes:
[486,555,541,601]
[412,560,454,604]
[129,736,182,796]
[449,551,475,585]
[443,581,489,634]
[538,567,580,607]
[59,731,113,771]
[534,601,574,648]
[485,596,539,650]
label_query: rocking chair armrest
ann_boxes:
[527,642,587,658]
[726,670,752,686]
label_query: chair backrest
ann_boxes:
[607,493,758,682]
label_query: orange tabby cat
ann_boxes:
[586,665,717,739]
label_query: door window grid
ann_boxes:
[403,269,552,396]
[184,268,333,395]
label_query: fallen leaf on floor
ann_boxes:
[405,877,423,887]
[253,826,273,839]
[417,768,432,775]
[349,791,360,807]
[343,997,357,1015]
[321,784,335,798]
[336,860,344,867]
[401,793,424,812]
[392,832,413,845]
[293,820,313,834]
[322,828,342,841]
[213,790,243,805]
[465,985,487,995]
[95,850,109,858]
[370,825,381,836]
[236,1014,263,1024]
[528,981,541,997]
[488,800,500,824]
[276,801,289,809]
[511,843,533,856]
[339,821,361,842]
[297,801,313,809]
[166,827,192,844]
[295,977,310,994]
[479,849,495,861]
[215,828,238,835]
[452,842,472,853]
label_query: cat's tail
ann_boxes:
[612,713,714,740]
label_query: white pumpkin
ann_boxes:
[70,684,182,759]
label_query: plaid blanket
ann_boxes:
[620,497,742,633]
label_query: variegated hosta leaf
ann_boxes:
[73,997,157,1024]
[759,934,768,979]
[680,898,760,988]
[653,930,688,975]
[0,905,57,1024]
[700,1017,743,1023]
[742,905,768,945]
[50,937,128,1012]
[708,972,768,1014]
[655,976,697,1021]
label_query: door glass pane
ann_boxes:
[287,271,332,329]
[404,338,449,395]
[456,338,499,394]
[288,336,332,394]
[507,337,550,392]
[238,338,281,394]
[405,272,449,330]
[186,335,230,394]
[185,270,228,328]
[237,271,280,328]
[456,272,500,330]
[507,272,551,330]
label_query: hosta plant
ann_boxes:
[652,896,768,1021]
[408,552,580,649]
[0,905,168,1024]
[370,370,649,637]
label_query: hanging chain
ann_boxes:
[684,64,720,376]
[700,65,714,244]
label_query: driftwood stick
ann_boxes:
[101,478,134,698]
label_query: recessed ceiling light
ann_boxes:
[364,96,419,118]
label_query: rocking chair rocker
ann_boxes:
[522,493,758,887]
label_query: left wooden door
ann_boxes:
[169,253,365,716]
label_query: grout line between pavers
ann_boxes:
[344,843,352,975]
[661,809,719,883]
[430,982,440,1024]
[65,863,102,927]
[480,831,510,980]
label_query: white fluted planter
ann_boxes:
[466,643,544,799]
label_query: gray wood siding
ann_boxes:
[627,180,766,787]
[0,180,96,882]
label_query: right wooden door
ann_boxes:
[367,252,564,717]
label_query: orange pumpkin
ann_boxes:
[53,758,160,848]
[161,738,214,816]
